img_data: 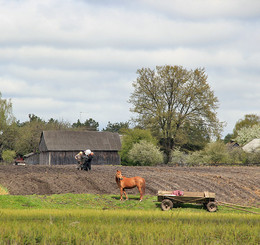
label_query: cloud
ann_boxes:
[142,0,260,20]
[0,0,259,136]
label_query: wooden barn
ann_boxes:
[38,130,121,165]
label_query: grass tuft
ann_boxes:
[0,185,9,195]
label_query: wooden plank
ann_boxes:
[183,192,204,197]
[204,191,215,198]
[157,190,215,198]
[157,190,173,195]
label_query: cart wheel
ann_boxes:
[161,199,173,211]
[206,202,217,212]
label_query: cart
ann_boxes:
[157,190,217,212]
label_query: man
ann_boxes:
[82,149,94,171]
[75,151,84,170]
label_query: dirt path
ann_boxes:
[0,165,259,207]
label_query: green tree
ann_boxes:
[129,65,222,162]
[223,133,233,144]
[14,114,70,156]
[0,92,15,128]
[46,118,71,130]
[234,124,260,146]
[119,128,158,165]
[2,150,16,164]
[179,120,210,151]
[0,92,17,156]
[103,121,129,133]
[15,114,46,155]
[233,114,260,138]
[72,118,99,131]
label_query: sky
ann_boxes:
[0,0,259,137]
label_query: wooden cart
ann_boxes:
[157,190,217,212]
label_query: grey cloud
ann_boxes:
[0,0,259,136]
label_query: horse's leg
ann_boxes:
[120,188,123,201]
[123,188,128,200]
[137,185,143,201]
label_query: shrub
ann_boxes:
[2,150,16,164]
[226,148,248,164]
[246,152,260,164]
[120,128,158,165]
[170,148,188,165]
[128,140,163,166]
[202,141,229,164]
[186,151,205,165]
[169,141,260,166]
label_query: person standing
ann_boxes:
[75,151,84,170]
[82,149,94,171]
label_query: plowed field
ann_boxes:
[0,165,259,207]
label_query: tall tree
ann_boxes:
[0,92,15,130]
[129,65,222,162]
[0,92,17,155]
[15,114,46,155]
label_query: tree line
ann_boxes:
[0,99,130,160]
[1,65,259,165]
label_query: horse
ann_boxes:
[115,170,146,201]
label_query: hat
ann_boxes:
[85,149,91,155]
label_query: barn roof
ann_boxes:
[242,138,260,153]
[39,130,121,152]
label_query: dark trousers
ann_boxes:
[83,161,91,171]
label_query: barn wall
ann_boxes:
[24,153,39,165]
[39,152,51,165]
[39,151,121,165]
[94,151,120,165]
[39,136,48,152]
[49,151,78,165]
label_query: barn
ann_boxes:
[38,130,121,165]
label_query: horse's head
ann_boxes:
[116,170,123,180]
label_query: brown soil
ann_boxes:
[0,165,259,207]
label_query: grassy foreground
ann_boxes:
[0,194,259,244]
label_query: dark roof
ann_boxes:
[226,141,240,149]
[39,130,121,152]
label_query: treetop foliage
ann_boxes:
[0,92,15,130]
[233,114,260,138]
[129,65,223,162]
[103,121,129,133]
[234,124,260,146]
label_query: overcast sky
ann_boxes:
[0,0,259,136]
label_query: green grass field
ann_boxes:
[0,194,259,244]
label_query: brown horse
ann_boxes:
[115,170,146,201]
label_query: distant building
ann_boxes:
[242,139,260,153]
[226,140,240,150]
[26,130,121,165]
[24,152,39,165]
